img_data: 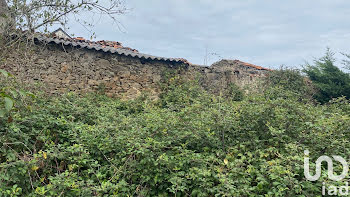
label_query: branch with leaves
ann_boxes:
[0,69,35,118]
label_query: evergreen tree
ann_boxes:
[303,49,350,103]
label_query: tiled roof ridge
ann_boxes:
[35,32,191,65]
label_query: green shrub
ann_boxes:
[158,75,212,111]
[226,83,244,101]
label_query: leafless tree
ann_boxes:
[0,0,128,59]
[0,0,127,34]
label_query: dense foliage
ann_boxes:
[1,72,350,196]
[303,50,350,104]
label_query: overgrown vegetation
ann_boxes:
[264,67,315,101]
[1,68,350,196]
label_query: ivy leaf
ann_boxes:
[4,97,14,112]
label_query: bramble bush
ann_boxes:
[264,67,315,101]
[0,70,350,196]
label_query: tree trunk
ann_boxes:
[0,0,10,34]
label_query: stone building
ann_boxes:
[1,29,271,99]
[52,28,72,39]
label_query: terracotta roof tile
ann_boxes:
[40,30,191,65]
[233,60,272,71]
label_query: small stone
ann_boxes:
[60,63,69,73]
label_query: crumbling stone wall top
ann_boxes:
[211,59,271,71]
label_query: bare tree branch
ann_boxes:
[4,0,127,32]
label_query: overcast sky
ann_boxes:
[58,0,350,69]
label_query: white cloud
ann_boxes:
[53,0,350,68]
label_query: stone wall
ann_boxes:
[190,60,268,94]
[1,42,269,99]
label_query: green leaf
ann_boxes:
[18,90,27,97]
[0,109,5,117]
[0,69,9,77]
[27,92,36,98]
[10,90,18,98]
[4,97,14,112]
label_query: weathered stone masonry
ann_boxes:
[1,35,271,99]
[2,43,186,99]
[187,60,270,94]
